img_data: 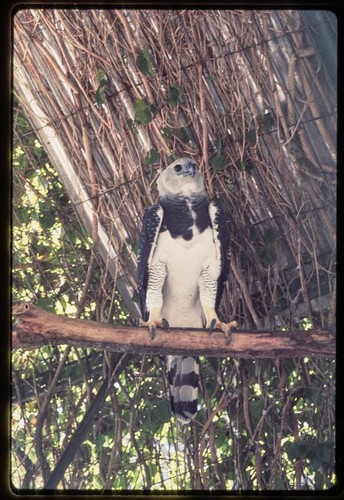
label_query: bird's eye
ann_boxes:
[174,164,182,173]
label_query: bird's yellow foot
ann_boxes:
[138,318,170,339]
[208,318,238,344]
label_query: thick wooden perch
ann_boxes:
[12,302,335,358]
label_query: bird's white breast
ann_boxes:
[151,228,218,327]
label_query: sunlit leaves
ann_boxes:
[12,132,93,314]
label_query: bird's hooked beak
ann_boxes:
[176,161,197,177]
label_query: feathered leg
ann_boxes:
[199,267,237,343]
[139,261,169,338]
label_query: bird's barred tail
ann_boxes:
[166,355,199,423]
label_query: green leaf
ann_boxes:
[96,84,106,105]
[96,433,106,452]
[225,177,235,193]
[215,429,227,449]
[96,68,107,83]
[127,118,138,133]
[136,48,154,77]
[248,399,264,425]
[37,297,55,312]
[143,148,159,165]
[271,475,286,489]
[210,153,227,171]
[131,241,139,255]
[161,127,172,140]
[284,441,306,461]
[39,209,56,230]
[259,110,274,133]
[206,357,219,372]
[235,159,246,172]
[307,441,334,471]
[80,443,92,462]
[167,83,182,108]
[263,228,278,244]
[205,73,215,83]
[95,68,108,105]
[154,401,170,424]
[168,151,177,163]
[177,126,190,144]
[133,98,157,125]
[246,127,257,146]
[257,246,276,267]
[16,206,32,224]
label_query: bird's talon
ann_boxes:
[224,320,237,344]
[150,325,156,340]
[138,317,168,339]
[162,318,170,331]
[225,330,232,344]
[207,318,237,341]
[208,318,216,335]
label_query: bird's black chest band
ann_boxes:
[160,196,211,240]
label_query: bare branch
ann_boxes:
[12,302,335,358]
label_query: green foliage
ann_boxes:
[284,438,334,473]
[12,152,92,315]
[245,110,274,145]
[161,127,172,140]
[256,227,279,267]
[225,177,235,193]
[210,139,227,171]
[246,127,257,146]
[143,148,160,166]
[205,73,215,83]
[133,98,157,125]
[211,154,227,171]
[235,159,247,172]
[95,68,108,105]
[263,227,278,245]
[177,126,190,144]
[167,83,182,108]
[136,47,154,77]
[258,109,274,133]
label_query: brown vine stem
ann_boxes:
[198,63,214,198]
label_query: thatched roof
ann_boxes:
[13,9,336,328]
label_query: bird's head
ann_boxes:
[157,157,206,198]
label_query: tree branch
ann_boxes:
[12,302,335,358]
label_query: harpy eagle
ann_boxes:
[137,157,237,423]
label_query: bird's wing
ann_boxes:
[208,199,231,312]
[137,204,164,321]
